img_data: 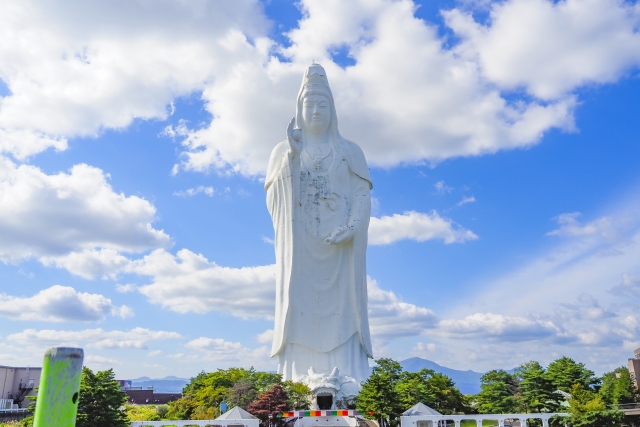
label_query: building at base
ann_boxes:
[0,365,41,409]
[628,348,640,389]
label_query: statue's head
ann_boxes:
[296,63,340,137]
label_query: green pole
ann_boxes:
[33,347,84,427]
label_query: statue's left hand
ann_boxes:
[325,225,355,245]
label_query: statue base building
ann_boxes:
[294,415,358,427]
[283,410,378,427]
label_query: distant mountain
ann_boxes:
[127,360,507,395]
[128,376,189,393]
[400,358,485,395]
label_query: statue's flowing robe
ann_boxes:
[265,138,373,383]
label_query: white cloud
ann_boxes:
[0,0,269,159]
[438,313,559,342]
[457,210,640,317]
[0,285,129,322]
[130,253,443,351]
[0,158,170,263]
[85,355,120,366]
[610,273,640,298]
[186,337,243,353]
[430,198,640,371]
[261,236,275,245]
[547,212,618,240]
[43,249,132,280]
[184,336,273,368]
[558,294,616,321]
[116,283,137,293]
[369,211,478,245]
[8,327,181,350]
[457,196,476,206]
[133,249,276,319]
[177,0,578,175]
[147,350,162,357]
[368,277,439,343]
[1,0,636,176]
[173,186,215,198]
[114,305,135,319]
[434,181,453,194]
[411,342,437,356]
[256,329,274,344]
[160,120,190,139]
[444,0,640,100]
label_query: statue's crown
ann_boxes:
[303,63,330,92]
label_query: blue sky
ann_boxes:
[0,0,639,380]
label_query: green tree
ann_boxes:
[475,370,519,414]
[516,361,561,413]
[566,383,624,427]
[76,367,129,427]
[396,370,436,410]
[423,371,467,415]
[357,358,404,427]
[226,378,258,409]
[282,381,312,410]
[125,404,161,421]
[156,404,169,418]
[546,357,598,393]
[599,367,640,405]
[168,367,268,420]
[166,395,195,420]
[253,372,283,394]
[246,384,290,427]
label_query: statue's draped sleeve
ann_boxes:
[343,140,373,358]
[265,141,297,357]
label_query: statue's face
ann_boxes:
[302,94,330,134]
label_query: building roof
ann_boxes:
[402,402,442,416]
[215,406,257,420]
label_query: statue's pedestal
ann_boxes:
[294,416,357,427]
[296,367,361,409]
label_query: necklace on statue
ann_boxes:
[306,144,331,172]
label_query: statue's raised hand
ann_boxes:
[287,117,302,155]
[325,225,356,245]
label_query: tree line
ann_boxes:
[9,356,640,427]
[473,357,639,427]
[164,367,312,422]
[355,356,639,427]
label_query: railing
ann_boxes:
[609,403,640,411]
[610,403,640,412]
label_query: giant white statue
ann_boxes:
[264,64,373,408]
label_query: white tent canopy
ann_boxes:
[402,403,442,416]
[215,406,258,420]
[209,406,260,427]
[130,407,260,427]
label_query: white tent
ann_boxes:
[402,403,442,417]
[400,403,566,427]
[130,408,260,427]
[212,406,260,427]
